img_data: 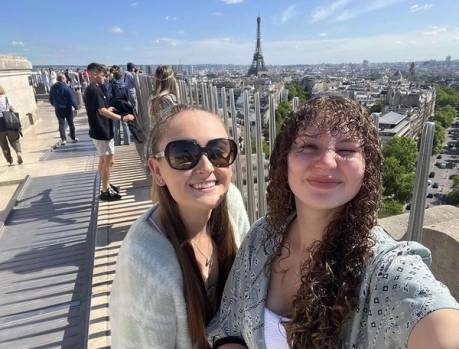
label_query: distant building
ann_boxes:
[378,111,410,142]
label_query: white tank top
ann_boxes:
[264,307,290,349]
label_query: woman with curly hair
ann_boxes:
[209,96,459,349]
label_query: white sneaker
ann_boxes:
[72,137,79,143]
[61,140,67,146]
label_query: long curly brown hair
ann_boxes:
[266,95,383,348]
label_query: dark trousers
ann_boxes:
[0,130,22,163]
[55,107,75,141]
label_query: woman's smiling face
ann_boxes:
[287,124,365,212]
[149,110,233,213]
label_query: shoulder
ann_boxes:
[117,205,182,283]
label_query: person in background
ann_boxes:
[41,69,50,93]
[209,96,459,349]
[49,68,57,86]
[0,85,23,165]
[148,65,178,128]
[110,104,249,348]
[109,66,130,146]
[49,74,79,146]
[124,62,138,113]
[83,62,135,201]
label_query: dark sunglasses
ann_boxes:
[154,138,238,170]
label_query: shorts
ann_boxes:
[93,139,115,156]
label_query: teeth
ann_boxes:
[191,181,216,189]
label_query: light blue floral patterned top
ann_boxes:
[208,217,459,349]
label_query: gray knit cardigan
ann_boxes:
[110,184,250,349]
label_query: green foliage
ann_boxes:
[369,103,383,113]
[379,199,404,218]
[383,137,418,173]
[262,139,270,160]
[435,86,459,108]
[275,100,292,135]
[382,137,418,204]
[286,84,309,103]
[432,106,456,128]
[446,175,459,206]
[432,122,445,155]
[383,156,416,203]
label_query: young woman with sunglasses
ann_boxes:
[110,104,250,349]
[209,96,459,349]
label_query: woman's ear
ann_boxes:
[148,159,165,186]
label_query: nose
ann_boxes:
[314,148,338,169]
[194,154,214,174]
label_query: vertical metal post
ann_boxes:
[207,84,213,112]
[221,87,229,132]
[243,91,255,224]
[372,113,380,131]
[292,96,299,112]
[188,82,194,105]
[406,122,435,242]
[209,84,215,112]
[213,86,219,115]
[254,92,266,218]
[269,94,277,155]
[229,88,243,193]
[194,83,200,107]
[200,83,207,109]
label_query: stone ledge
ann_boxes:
[379,205,459,299]
[0,55,32,71]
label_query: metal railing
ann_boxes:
[134,75,435,239]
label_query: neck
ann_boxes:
[178,206,212,239]
[290,203,339,252]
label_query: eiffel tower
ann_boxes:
[247,16,269,77]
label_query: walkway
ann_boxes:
[0,103,98,348]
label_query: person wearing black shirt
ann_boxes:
[83,63,134,201]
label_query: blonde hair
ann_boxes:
[0,85,5,95]
[148,65,179,118]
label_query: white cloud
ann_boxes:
[423,26,447,36]
[409,3,433,13]
[130,1,139,7]
[155,37,178,46]
[281,4,297,23]
[221,0,244,4]
[10,41,24,46]
[211,11,224,16]
[223,37,231,41]
[110,26,124,33]
[312,0,402,23]
[164,16,178,21]
[319,32,328,37]
[311,0,350,23]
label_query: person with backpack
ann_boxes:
[0,85,23,165]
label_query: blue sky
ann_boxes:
[2,0,459,65]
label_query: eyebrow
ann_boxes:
[300,134,361,144]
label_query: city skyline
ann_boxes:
[2,0,459,65]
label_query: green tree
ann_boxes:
[379,199,404,218]
[275,100,292,134]
[383,156,416,203]
[432,122,445,155]
[369,103,383,113]
[383,137,418,173]
[286,84,309,103]
[436,86,459,108]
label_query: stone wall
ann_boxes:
[379,205,459,300]
[0,55,38,129]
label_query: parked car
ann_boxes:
[437,155,442,159]
[432,182,439,189]
[427,193,434,198]
[435,162,447,169]
[429,171,435,178]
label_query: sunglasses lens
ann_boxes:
[167,140,200,170]
[207,139,237,167]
